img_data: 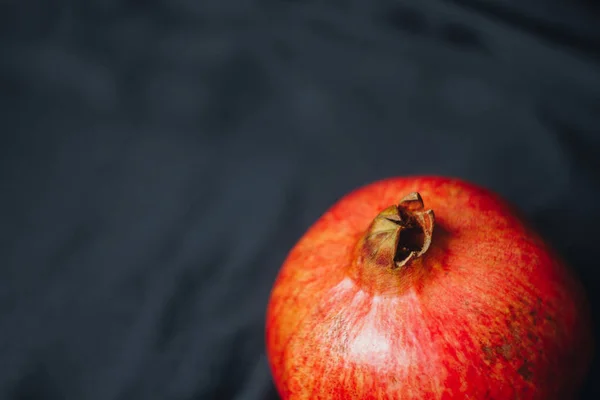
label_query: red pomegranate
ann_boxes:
[265,177,593,399]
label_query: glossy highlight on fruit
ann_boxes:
[265,177,593,399]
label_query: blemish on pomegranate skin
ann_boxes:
[508,324,521,341]
[498,343,514,360]
[527,331,539,343]
[529,309,538,325]
[481,345,496,364]
[544,313,560,336]
[518,361,534,381]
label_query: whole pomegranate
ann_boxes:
[266,177,593,399]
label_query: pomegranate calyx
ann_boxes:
[359,192,435,270]
[394,192,435,268]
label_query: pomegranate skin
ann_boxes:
[265,176,593,400]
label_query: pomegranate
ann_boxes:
[266,177,593,399]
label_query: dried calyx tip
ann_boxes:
[359,192,435,270]
[390,192,435,268]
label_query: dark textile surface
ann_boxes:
[1,1,599,399]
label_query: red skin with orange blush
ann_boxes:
[266,177,593,399]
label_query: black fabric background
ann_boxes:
[1,1,599,399]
